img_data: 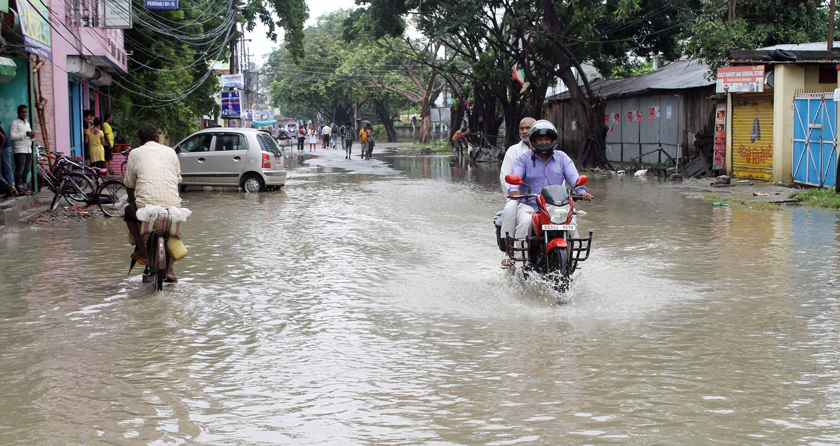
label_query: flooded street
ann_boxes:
[3,149,840,444]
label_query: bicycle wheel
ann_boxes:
[120,160,127,176]
[64,172,94,204]
[37,166,57,192]
[97,179,128,217]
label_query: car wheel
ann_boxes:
[241,174,264,193]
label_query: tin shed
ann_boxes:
[546,59,718,165]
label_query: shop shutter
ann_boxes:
[732,93,774,180]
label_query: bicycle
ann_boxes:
[119,148,132,176]
[49,168,129,217]
[36,147,95,204]
[141,228,170,292]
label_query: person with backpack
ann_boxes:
[330,122,339,149]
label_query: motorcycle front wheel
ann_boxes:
[547,247,571,293]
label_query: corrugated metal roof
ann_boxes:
[547,59,714,102]
[759,42,839,51]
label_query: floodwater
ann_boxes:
[2,148,840,445]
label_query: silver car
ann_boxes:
[174,128,287,192]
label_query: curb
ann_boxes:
[0,191,53,235]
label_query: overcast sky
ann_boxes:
[246,0,358,64]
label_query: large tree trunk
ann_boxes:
[373,99,398,142]
[449,100,466,140]
[541,0,612,169]
[418,98,432,143]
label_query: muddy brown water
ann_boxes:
[2,149,840,444]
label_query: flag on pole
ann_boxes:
[512,66,525,86]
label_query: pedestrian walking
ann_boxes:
[85,117,106,168]
[0,122,17,197]
[339,123,347,151]
[102,113,114,174]
[298,126,306,151]
[10,104,35,194]
[322,123,332,149]
[308,125,317,151]
[330,121,339,149]
[343,121,355,159]
[359,121,373,160]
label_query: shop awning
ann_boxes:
[0,57,16,83]
[251,119,278,127]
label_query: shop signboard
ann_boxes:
[104,0,132,28]
[221,91,240,118]
[145,0,178,10]
[716,66,765,93]
[221,74,244,88]
[18,0,51,60]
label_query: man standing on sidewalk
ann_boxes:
[10,105,35,194]
[0,121,17,197]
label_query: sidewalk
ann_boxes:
[0,190,54,235]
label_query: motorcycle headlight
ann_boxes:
[546,203,571,223]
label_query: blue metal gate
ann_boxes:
[792,93,838,187]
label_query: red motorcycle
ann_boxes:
[494,174,593,292]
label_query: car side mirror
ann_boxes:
[576,175,588,186]
[505,174,523,185]
[174,146,181,154]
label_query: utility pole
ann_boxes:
[830,0,836,51]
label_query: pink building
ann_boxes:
[34,0,128,157]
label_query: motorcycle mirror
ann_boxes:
[505,174,523,185]
[576,175,588,186]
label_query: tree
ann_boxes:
[356,0,693,166]
[266,10,414,141]
[112,0,308,144]
[683,0,826,72]
[362,37,446,143]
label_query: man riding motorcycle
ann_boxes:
[500,120,592,263]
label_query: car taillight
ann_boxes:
[262,153,271,168]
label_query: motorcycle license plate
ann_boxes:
[542,224,575,231]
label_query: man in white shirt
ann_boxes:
[499,117,534,266]
[124,124,183,282]
[499,117,535,191]
[9,105,35,192]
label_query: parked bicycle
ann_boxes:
[49,166,128,216]
[36,147,94,203]
[118,147,133,176]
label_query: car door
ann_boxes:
[176,133,213,184]
[207,132,248,185]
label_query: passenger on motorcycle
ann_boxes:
[500,120,592,261]
[123,124,184,282]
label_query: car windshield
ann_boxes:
[257,133,282,155]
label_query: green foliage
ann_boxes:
[113,0,307,143]
[608,60,655,79]
[371,124,387,140]
[791,188,840,208]
[240,0,309,60]
[683,0,826,72]
[266,10,414,124]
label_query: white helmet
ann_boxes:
[527,120,557,156]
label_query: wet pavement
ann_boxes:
[2,146,840,444]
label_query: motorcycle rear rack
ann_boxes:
[569,231,593,262]
[504,233,530,264]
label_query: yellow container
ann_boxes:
[167,237,188,260]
